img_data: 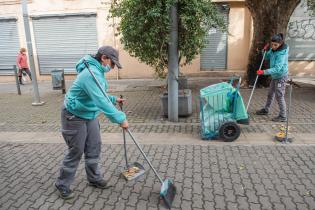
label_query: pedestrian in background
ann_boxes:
[55,46,128,199]
[256,33,289,122]
[16,48,32,85]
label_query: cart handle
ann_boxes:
[229,76,242,91]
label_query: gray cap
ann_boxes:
[97,46,122,69]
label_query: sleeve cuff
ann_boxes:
[107,111,126,124]
[108,95,117,105]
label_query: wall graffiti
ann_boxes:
[288,18,315,40]
[287,0,315,60]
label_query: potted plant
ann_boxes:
[160,88,192,117]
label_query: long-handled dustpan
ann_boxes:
[121,125,146,181]
[83,60,176,208]
[119,96,145,181]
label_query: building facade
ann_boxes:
[0,0,314,82]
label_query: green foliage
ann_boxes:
[307,0,315,15]
[109,0,226,78]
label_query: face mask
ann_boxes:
[103,64,111,73]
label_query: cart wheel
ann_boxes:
[219,121,241,142]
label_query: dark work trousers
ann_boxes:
[56,106,102,189]
[18,68,32,80]
[264,75,288,118]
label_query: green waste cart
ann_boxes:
[199,77,249,142]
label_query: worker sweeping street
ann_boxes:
[256,33,289,122]
[55,46,128,199]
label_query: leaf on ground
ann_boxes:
[239,164,245,170]
[304,191,312,196]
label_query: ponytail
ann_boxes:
[278,33,284,40]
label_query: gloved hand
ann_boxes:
[257,69,264,75]
[117,95,126,110]
[263,43,269,51]
[120,120,129,128]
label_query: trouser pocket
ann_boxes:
[61,129,78,146]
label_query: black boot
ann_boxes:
[272,115,287,122]
[28,73,32,81]
[18,77,23,85]
[89,180,112,189]
[54,183,75,200]
[256,108,268,115]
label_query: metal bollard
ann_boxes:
[13,65,21,95]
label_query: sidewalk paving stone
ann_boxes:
[1,79,315,209]
[0,80,314,135]
[0,143,315,209]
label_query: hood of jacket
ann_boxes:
[75,54,107,74]
[272,43,288,54]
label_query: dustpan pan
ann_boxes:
[119,96,146,181]
[121,127,146,181]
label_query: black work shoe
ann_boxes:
[256,108,269,115]
[54,183,75,200]
[89,180,112,189]
[272,115,287,122]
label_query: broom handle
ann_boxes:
[246,50,267,112]
[122,129,129,167]
[83,60,164,184]
[83,60,113,104]
[126,129,164,184]
[119,97,129,168]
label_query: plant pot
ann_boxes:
[160,89,192,117]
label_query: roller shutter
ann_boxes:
[201,5,229,70]
[0,18,20,75]
[32,13,98,74]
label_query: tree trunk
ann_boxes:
[245,0,301,87]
